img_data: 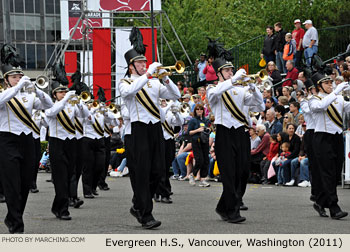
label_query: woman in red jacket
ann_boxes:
[203,57,218,84]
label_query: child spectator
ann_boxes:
[260,134,279,184]
[283,33,296,61]
[274,142,291,185]
[39,147,50,170]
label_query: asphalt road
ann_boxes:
[0,172,349,234]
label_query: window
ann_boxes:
[55,0,60,14]
[46,45,55,64]
[34,0,40,14]
[45,0,54,14]
[26,44,36,69]
[37,44,46,68]
[14,0,24,13]
[25,0,34,13]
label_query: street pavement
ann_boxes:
[0,172,349,234]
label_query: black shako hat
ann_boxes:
[124,27,147,65]
[1,44,24,77]
[51,80,69,96]
[311,72,332,87]
[207,37,234,73]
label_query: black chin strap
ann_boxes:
[132,62,142,76]
[219,71,226,81]
[319,83,330,94]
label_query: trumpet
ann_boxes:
[236,69,268,85]
[152,60,185,79]
[68,91,91,105]
[24,75,49,93]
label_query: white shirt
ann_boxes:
[120,101,131,136]
[118,74,181,124]
[104,111,119,138]
[309,92,350,134]
[32,110,47,139]
[45,100,89,140]
[0,86,53,136]
[83,109,105,140]
[207,80,264,129]
[300,96,315,130]
[75,116,85,140]
[161,107,184,140]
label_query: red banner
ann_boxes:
[140,28,157,66]
[93,29,111,101]
[64,52,78,87]
[100,0,150,11]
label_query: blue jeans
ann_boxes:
[304,45,318,66]
[208,156,215,177]
[280,159,292,184]
[172,152,189,177]
[117,158,127,172]
[276,51,286,73]
[290,157,299,181]
[299,158,309,181]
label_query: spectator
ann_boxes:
[274,142,292,185]
[265,97,275,110]
[260,134,279,184]
[291,80,304,100]
[261,26,276,64]
[187,104,211,187]
[251,124,270,178]
[191,94,201,112]
[302,20,318,66]
[282,86,296,103]
[265,109,282,135]
[339,63,348,74]
[274,22,288,73]
[346,56,350,69]
[275,105,285,124]
[194,53,207,88]
[289,101,301,122]
[198,86,206,102]
[292,19,305,70]
[282,123,301,183]
[250,127,261,150]
[177,81,184,96]
[295,116,306,137]
[203,57,218,84]
[278,95,290,112]
[263,88,278,104]
[182,94,194,109]
[282,112,295,132]
[283,60,299,87]
[283,33,296,62]
[266,61,282,87]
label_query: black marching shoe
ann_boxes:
[130,207,142,224]
[0,194,5,203]
[160,197,172,204]
[240,204,248,211]
[73,198,84,208]
[215,209,228,221]
[331,211,348,220]
[52,211,72,221]
[142,219,161,229]
[153,195,161,202]
[310,195,316,202]
[84,194,95,199]
[30,188,39,193]
[227,215,246,224]
[92,190,99,196]
[313,203,329,217]
[98,185,110,191]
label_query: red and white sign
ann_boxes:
[99,0,161,11]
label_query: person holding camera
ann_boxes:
[187,103,211,187]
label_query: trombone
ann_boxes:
[152,60,185,79]
[25,75,49,93]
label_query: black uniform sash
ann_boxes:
[122,79,160,120]
[221,91,249,128]
[104,123,112,135]
[7,97,40,135]
[162,120,174,137]
[314,95,343,129]
[74,117,84,135]
[92,115,104,136]
[56,110,76,134]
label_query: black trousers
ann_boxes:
[81,137,105,195]
[0,132,35,233]
[124,135,136,204]
[191,138,209,178]
[239,131,251,204]
[98,136,111,188]
[0,176,4,196]
[215,125,245,219]
[49,137,77,217]
[313,132,343,214]
[69,138,84,199]
[304,129,319,197]
[131,121,165,223]
[156,138,174,198]
[31,138,41,189]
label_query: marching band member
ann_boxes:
[308,72,349,219]
[45,81,89,220]
[30,110,48,193]
[0,44,53,233]
[207,52,264,223]
[155,101,184,203]
[118,27,181,229]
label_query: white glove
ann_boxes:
[248,83,256,91]
[158,69,170,82]
[147,62,162,75]
[17,76,31,89]
[63,90,76,101]
[231,69,246,84]
[334,82,349,95]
